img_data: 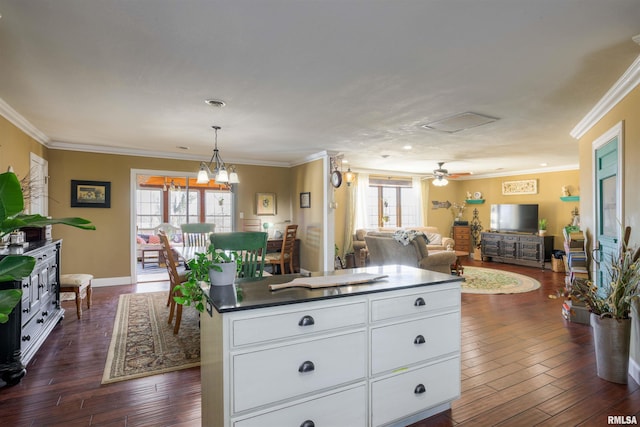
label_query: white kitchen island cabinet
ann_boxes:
[201,264,462,427]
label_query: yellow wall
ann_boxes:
[46,150,294,278]
[577,84,640,247]
[0,117,48,179]
[291,159,325,272]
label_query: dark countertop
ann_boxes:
[205,265,463,314]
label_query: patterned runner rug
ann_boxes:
[461,266,541,294]
[102,291,200,384]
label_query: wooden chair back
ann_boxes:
[181,223,216,247]
[266,224,298,274]
[210,232,268,278]
[158,230,184,334]
[242,218,262,232]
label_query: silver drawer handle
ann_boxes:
[298,315,315,327]
[298,360,315,373]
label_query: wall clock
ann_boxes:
[331,170,342,188]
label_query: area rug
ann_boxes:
[461,266,541,294]
[102,291,200,384]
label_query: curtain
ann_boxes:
[412,176,425,226]
[342,180,356,258]
[355,173,369,230]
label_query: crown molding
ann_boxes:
[0,97,50,145]
[47,140,291,168]
[570,52,640,140]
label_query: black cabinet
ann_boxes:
[0,240,63,387]
[481,232,553,269]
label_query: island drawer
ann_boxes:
[370,287,459,322]
[232,330,366,413]
[233,384,366,427]
[371,357,460,427]
[371,312,460,374]
[232,300,366,347]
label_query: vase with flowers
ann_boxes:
[570,226,640,383]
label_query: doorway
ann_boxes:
[592,122,624,288]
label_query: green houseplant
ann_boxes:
[173,243,239,313]
[0,171,95,323]
[569,226,640,383]
[538,218,548,236]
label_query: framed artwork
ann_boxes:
[71,180,111,208]
[256,192,276,215]
[502,179,537,195]
[300,192,311,208]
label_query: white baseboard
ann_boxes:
[91,276,132,287]
[629,357,640,385]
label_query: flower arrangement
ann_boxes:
[570,227,640,320]
[451,202,466,221]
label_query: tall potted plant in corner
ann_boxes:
[0,171,96,323]
[570,226,640,383]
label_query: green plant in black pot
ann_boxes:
[0,171,95,323]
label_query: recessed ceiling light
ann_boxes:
[540,162,548,166]
[403,145,412,150]
[205,99,226,108]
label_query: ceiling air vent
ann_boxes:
[421,112,498,133]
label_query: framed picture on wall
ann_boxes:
[71,180,111,208]
[300,192,311,208]
[256,192,276,215]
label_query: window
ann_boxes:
[136,189,163,232]
[168,189,199,227]
[367,177,419,228]
[205,191,233,232]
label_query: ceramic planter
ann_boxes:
[591,313,632,384]
[209,262,236,287]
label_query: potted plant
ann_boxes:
[538,218,548,236]
[570,226,640,383]
[0,171,95,323]
[173,243,239,313]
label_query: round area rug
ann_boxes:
[461,266,541,294]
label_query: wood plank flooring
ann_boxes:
[1,259,639,426]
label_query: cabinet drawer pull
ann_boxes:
[300,421,315,427]
[298,315,315,327]
[42,311,48,317]
[23,283,29,289]
[414,384,426,394]
[22,308,30,314]
[413,335,426,345]
[414,297,426,307]
[37,318,44,324]
[22,335,31,342]
[298,360,315,373]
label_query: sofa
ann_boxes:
[364,231,457,274]
[353,226,455,267]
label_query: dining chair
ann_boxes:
[158,230,187,334]
[181,222,216,247]
[265,224,298,275]
[210,232,269,278]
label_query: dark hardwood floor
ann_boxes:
[1,259,639,426]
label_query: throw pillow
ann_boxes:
[148,235,161,244]
[426,233,442,245]
[136,236,146,245]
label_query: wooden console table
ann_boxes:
[266,238,300,273]
[481,232,553,269]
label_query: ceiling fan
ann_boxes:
[425,162,472,186]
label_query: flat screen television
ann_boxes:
[490,204,539,234]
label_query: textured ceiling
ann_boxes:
[0,0,639,178]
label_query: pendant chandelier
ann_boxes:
[196,125,239,184]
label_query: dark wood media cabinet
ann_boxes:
[481,232,553,269]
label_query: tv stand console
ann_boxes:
[481,232,553,269]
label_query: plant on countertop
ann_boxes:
[173,243,239,313]
[0,171,95,323]
[538,218,548,230]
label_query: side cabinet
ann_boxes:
[0,240,63,387]
[481,232,553,269]
[201,282,461,427]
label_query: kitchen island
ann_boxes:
[201,265,463,427]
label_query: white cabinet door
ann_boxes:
[234,385,366,427]
[233,331,367,413]
[371,312,460,374]
[371,357,460,427]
